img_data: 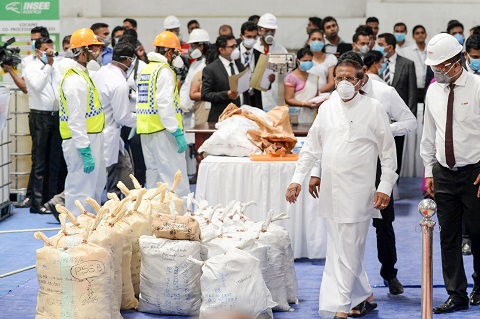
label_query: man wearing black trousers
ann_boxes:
[422,33,480,314]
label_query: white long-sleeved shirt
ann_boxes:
[420,70,480,177]
[23,56,60,111]
[141,52,179,133]
[57,58,96,149]
[402,44,427,89]
[292,93,398,222]
[92,63,137,166]
[179,57,206,112]
[311,75,416,177]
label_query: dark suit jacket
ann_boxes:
[201,58,250,122]
[392,55,418,116]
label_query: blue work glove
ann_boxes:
[78,145,95,174]
[172,127,187,153]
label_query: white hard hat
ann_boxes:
[258,13,278,29]
[187,29,210,44]
[163,15,181,29]
[425,33,463,66]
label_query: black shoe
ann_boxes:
[471,285,480,306]
[462,242,472,255]
[384,278,404,295]
[44,202,59,222]
[433,297,469,314]
[14,197,31,208]
[29,207,52,214]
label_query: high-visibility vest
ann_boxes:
[136,61,183,134]
[59,68,104,139]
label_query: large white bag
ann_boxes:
[138,236,202,315]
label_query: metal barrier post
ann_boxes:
[418,198,437,319]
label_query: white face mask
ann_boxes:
[172,55,184,68]
[358,45,370,55]
[336,80,358,100]
[189,48,202,59]
[230,47,240,60]
[86,59,101,72]
[243,38,256,49]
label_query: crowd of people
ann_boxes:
[1,12,480,319]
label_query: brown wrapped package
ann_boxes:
[218,104,297,155]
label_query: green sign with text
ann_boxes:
[1,0,59,20]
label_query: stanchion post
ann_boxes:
[418,199,437,319]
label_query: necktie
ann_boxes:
[383,59,392,86]
[229,62,235,76]
[244,51,250,67]
[445,83,456,168]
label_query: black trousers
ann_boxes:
[373,160,398,280]
[394,135,405,177]
[28,111,66,209]
[433,162,480,301]
[121,126,146,187]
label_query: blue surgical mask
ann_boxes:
[394,33,406,43]
[309,40,325,52]
[375,44,388,57]
[31,40,36,52]
[299,61,313,71]
[40,52,48,64]
[378,62,387,75]
[454,33,465,45]
[468,53,480,71]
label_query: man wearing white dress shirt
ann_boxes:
[393,22,412,56]
[421,33,480,313]
[92,42,137,197]
[402,25,428,103]
[287,59,397,319]
[310,51,416,296]
[238,21,258,73]
[23,38,64,214]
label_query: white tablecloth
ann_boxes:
[195,155,327,259]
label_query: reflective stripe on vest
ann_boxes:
[136,61,183,134]
[59,68,105,139]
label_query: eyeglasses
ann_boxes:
[225,44,238,49]
[334,76,359,84]
[431,60,459,73]
[120,56,135,63]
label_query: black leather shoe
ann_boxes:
[433,297,469,314]
[462,242,472,255]
[44,202,59,222]
[14,197,31,208]
[29,207,52,214]
[471,285,480,306]
[384,278,404,295]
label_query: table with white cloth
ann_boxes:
[195,155,327,259]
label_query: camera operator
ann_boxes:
[22,37,64,214]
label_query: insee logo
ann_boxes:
[5,1,51,14]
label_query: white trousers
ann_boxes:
[62,133,106,217]
[319,219,372,318]
[141,130,190,197]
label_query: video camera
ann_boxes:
[0,37,22,67]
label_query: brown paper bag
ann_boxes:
[152,214,201,241]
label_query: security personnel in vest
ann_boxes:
[137,31,190,196]
[57,28,106,216]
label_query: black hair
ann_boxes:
[205,49,218,65]
[339,51,365,66]
[394,22,407,33]
[447,21,464,34]
[215,34,235,53]
[112,42,135,62]
[219,24,233,36]
[117,35,136,47]
[333,59,364,79]
[62,35,71,48]
[412,25,426,36]
[466,34,480,53]
[447,20,461,27]
[309,17,323,29]
[366,17,379,24]
[34,38,53,50]
[297,47,313,60]
[248,15,260,22]
[31,26,49,38]
[353,31,369,43]
[355,25,373,37]
[111,26,126,47]
[378,33,397,49]
[241,21,258,35]
[364,50,384,69]
[188,20,200,29]
[90,23,109,32]
[321,16,337,30]
[471,25,480,35]
[123,18,137,28]
[308,28,323,39]
[123,28,138,40]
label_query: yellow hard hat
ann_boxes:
[152,31,181,50]
[70,28,104,49]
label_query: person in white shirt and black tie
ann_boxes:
[421,33,480,314]
[238,21,257,73]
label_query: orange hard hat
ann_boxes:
[152,31,181,50]
[70,28,104,49]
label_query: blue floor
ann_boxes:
[0,178,478,318]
